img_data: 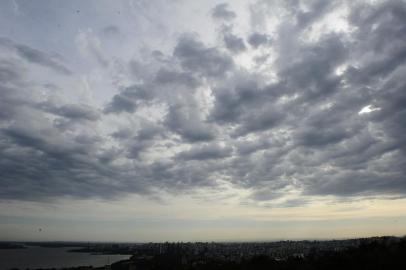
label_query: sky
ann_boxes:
[1,0,406,242]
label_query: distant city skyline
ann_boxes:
[1,0,406,242]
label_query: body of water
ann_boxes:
[0,246,130,270]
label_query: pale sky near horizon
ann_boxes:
[1,0,406,242]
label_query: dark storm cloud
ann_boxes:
[126,140,153,160]
[164,104,215,142]
[305,166,406,197]
[105,94,138,114]
[104,84,154,114]
[248,32,272,48]
[0,42,144,201]
[0,112,163,201]
[223,32,246,53]
[208,72,285,137]
[295,127,353,148]
[234,107,284,137]
[135,122,164,141]
[0,38,71,75]
[277,34,347,103]
[0,125,127,201]
[292,102,362,149]
[211,3,236,21]
[2,0,406,203]
[173,34,234,77]
[113,122,166,160]
[209,73,265,123]
[0,60,30,120]
[155,68,200,88]
[40,103,100,121]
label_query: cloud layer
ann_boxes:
[1,0,406,205]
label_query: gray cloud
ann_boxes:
[40,103,100,121]
[0,59,25,85]
[1,0,406,203]
[0,37,71,75]
[211,3,236,21]
[102,25,120,37]
[173,34,234,77]
[0,125,127,201]
[176,143,233,161]
[234,107,284,137]
[164,104,215,142]
[155,68,200,88]
[248,32,272,48]
[235,137,270,155]
[116,122,165,160]
[104,84,154,114]
[223,32,246,53]
[209,73,266,124]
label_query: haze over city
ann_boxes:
[1,0,406,243]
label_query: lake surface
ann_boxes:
[0,246,130,270]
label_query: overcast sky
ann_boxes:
[1,0,406,242]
